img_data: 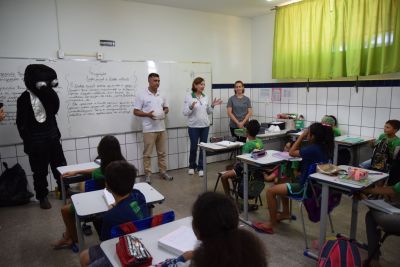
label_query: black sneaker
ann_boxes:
[82,224,92,236]
[39,197,52,209]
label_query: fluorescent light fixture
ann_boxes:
[147,60,157,74]
[278,0,302,7]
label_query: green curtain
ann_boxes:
[273,0,400,79]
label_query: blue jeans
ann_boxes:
[188,127,209,170]
[359,159,372,169]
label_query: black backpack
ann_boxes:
[0,163,34,206]
[388,148,400,186]
[238,169,265,200]
[371,138,390,172]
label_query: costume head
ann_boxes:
[321,115,336,127]
[24,64,58,95]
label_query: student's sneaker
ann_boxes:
[145,175,151,184]
[160,172,173,181]
[188,169,195,175]
[198,170,204,177]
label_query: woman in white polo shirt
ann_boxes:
[183,77,222,177]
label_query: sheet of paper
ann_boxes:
[103,188,115,206]
[158,225,199,255]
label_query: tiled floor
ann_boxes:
[0,161,399,266]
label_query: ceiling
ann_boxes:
[125,0,291,17]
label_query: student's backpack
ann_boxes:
[0,163,33,206]
[371,138,390,172]
[317,237,361,267]
[303,182,342,223]
[238,169,265,200]
[388,148,400,186]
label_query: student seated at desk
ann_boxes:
[53,135,125,249]
[157,192,268,267]
[355,182,400,267]
[263,141,300,216]
[220,120,264,196]
[80,161,149,267]
[257,123,334,233]
[360,119,400,171]
[321,115,341,137]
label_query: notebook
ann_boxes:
[158,225,199,255]
[341,137,364,144]
[362,199,400,215]
[103,188,115,206]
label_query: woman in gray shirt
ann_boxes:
[227,81,252,142]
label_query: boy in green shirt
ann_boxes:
[360,120,400,169]
[220,120,264,196]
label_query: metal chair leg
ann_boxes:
[300,203,309,249]
[328,214,335,233]
[214,173,222,192]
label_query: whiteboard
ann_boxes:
[0,58,212,146]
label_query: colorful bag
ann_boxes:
[116,235,153,267]
[371,138,390,172]
[317,237,361,267]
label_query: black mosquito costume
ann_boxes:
[16,64,66,205]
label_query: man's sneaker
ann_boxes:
[198,170,204,177]
[188,169,195,175]
[145,175,151,184]
[160,172,173,181]
[39,197,52,209]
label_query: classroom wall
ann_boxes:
[250,13,400,136]
[0,0,252,191]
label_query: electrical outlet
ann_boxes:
[96,52,103,60]
[57,50,64,59]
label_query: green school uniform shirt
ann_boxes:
[242,138,264,153]
[393,182,400,195]
[376,134,400,158]
[333,127,341,137]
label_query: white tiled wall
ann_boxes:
[248,86,400,137]
[1,85,398,193]
[0,88,234,192]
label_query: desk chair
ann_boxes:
[286,164,335,252]
[366,230,400,265]
[110,210,175,238]
[214,170,264,209]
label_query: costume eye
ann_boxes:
[51,79,59,88]
[35,81,47,90]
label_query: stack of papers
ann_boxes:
[215,141,239,148]
[273,152,296,160]
[362,199,400,214]
[103,188,115,206]
[158,226,199,255]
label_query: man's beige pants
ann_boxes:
[143,131,167,176]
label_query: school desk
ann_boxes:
[310,165,388,257]
[236,150,285,221]
[71,182,165,252]
[57,162,100,204]
[334,135,375,166]
[101,216,192,266]
[197,141,243,192]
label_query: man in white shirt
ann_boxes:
[133,73,173,183]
